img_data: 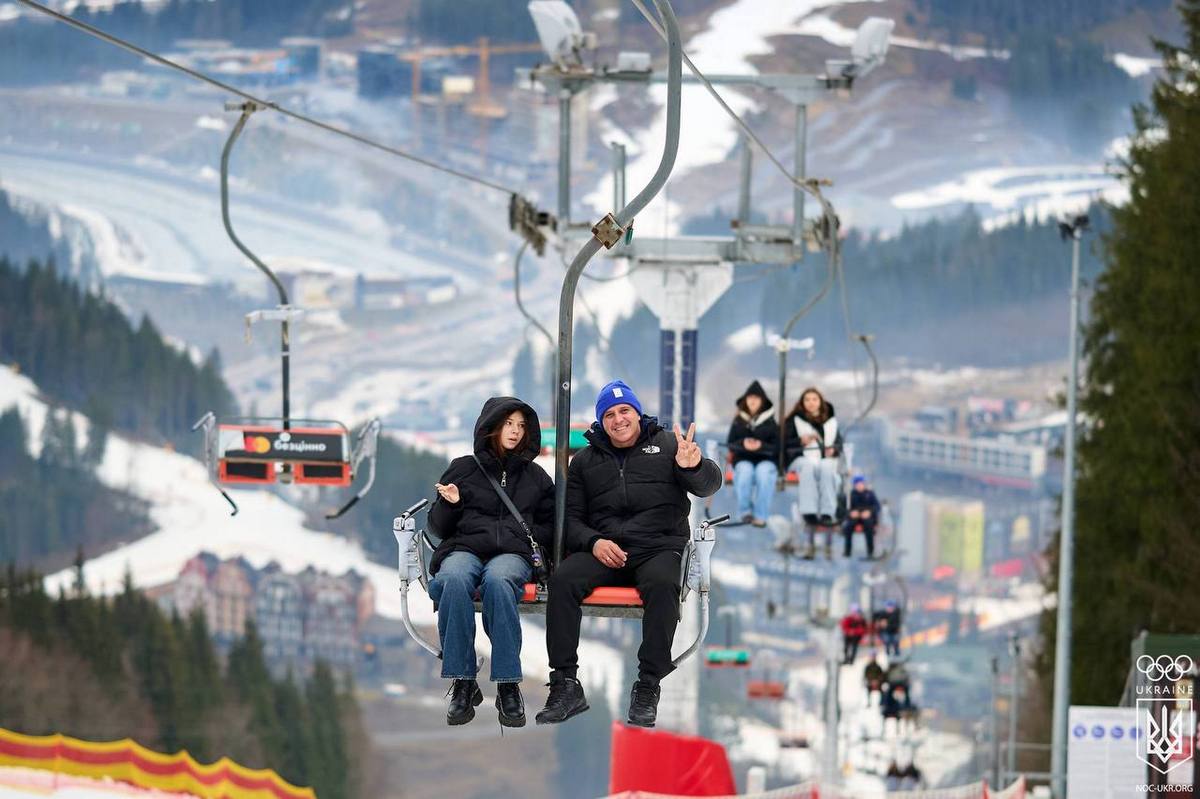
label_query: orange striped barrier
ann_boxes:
[0,728,315,799]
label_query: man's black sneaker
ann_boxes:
[535,675,589,725]
[496,682,526,728]
[626,680,661,728]
[446,679,483,726]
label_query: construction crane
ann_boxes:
[398,37,543,117]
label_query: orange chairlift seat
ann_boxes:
[747,679,787,700]
[192,101,380,519]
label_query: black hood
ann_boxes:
[584,414,662,451]
[736,380,774,414]
[472,396,542,461]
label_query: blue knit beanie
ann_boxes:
[595,379,643,422]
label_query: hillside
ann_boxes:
[0,567,368,799]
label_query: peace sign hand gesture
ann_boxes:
[674,422,701,469]
[434,483,460,504]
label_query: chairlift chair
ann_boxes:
[393,499,728,666]
[192,101,381,519]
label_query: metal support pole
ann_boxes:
[1050,229,1083,798]
[793,104,807,244]
[782,551,791,609]
[776,341,790,487]
[553,0,683,567]
[737,135,752,225]
[991,655,1002,789]
[612,142,627,210]
[824,626,840,786]
[1009,633,1022,784]
[673,328,684,427]
[558,89,572,224]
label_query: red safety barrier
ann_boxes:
[609,722,736,797]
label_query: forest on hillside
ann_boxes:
[0,567,371,798]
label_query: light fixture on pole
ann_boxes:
[1049,212,1088,799]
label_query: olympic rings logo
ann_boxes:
[1136,654,1195,682]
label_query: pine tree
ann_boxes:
[1038,0,1200,706]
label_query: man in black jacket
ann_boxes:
[535,380,722,728]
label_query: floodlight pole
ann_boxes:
[1050,219,1086,799]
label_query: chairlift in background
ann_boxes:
[193,102,381,519]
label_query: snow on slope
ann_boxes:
[586,0,881,237]
[891,162,1127,223]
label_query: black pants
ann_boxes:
[546,549,682,683]
[843,635,862,663]
[843,520,875,557]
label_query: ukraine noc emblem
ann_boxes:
[1135,655,1195,774]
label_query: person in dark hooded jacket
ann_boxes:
[427,397,554,728]
[727,380,779,526]
[536,380,722,729]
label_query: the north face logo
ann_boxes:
[642,445,661,454]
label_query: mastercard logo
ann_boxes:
[243,435,272,454]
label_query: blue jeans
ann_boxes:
[733,460,777,519]
[428,551,531,682]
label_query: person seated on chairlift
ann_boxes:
[427,397,554,729]
[840,603,869,665]
[536,380,722,729]
[863,652,885,700]
[727,380,779,528]
[874,598,902,658]
[843,474,881,558]
[785,386,843,526]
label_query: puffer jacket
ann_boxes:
[565,415,722,555]
[784,401,843,464]
[428,396,554,575]
[726,380,779,466]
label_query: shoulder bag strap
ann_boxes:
[471,454,535,540]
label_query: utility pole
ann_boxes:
[1008,632,1021,786]
[991,655,1001,788]
[1050,214,1088,798]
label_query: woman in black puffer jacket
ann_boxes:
[427,396,554,728]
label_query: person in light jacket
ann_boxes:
[785,386,842,525]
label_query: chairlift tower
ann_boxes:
[528,8,893,429]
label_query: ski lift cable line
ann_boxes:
[13,0,523,197]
